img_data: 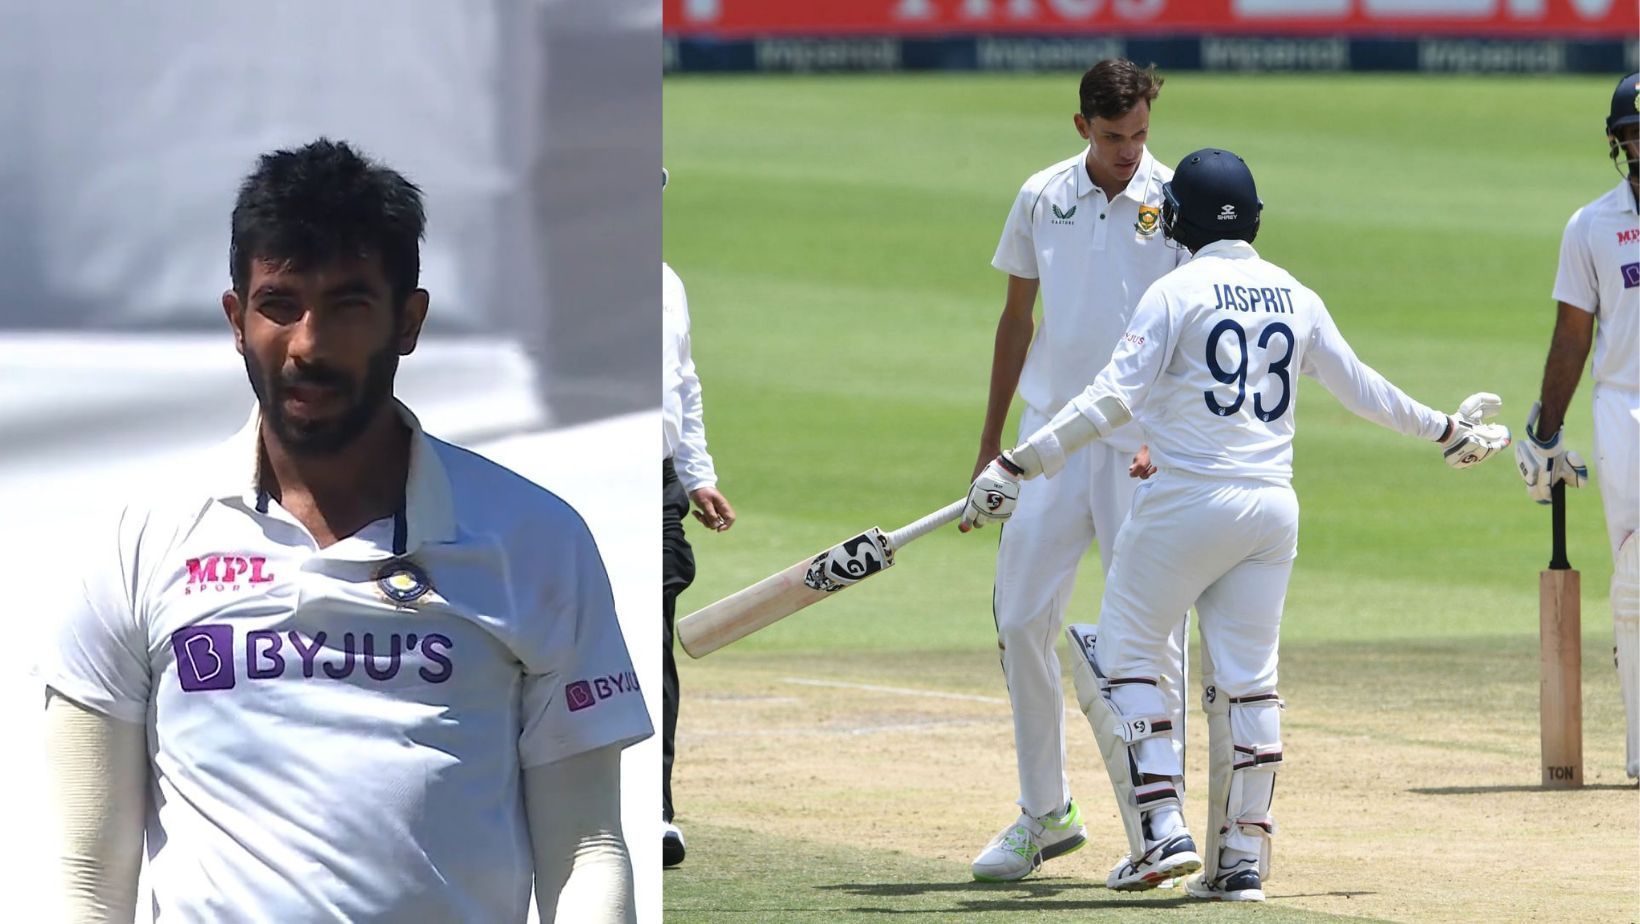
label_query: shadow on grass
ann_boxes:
[818,881,1380,914]
[817,879,1186,912]
[1408,783,1639,795]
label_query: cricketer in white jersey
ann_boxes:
[34,140,652,923]
[963,148,1510,901]
[970,58,1189,885]
[1517,71,1640,780]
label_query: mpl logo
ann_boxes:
[565,671,642,712]
[1616,228,1639,246]
[184,555,275,595]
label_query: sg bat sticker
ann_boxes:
[803,528,895,593]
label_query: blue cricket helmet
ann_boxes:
[1161,148,1261,247]
[1607,72,1639,136]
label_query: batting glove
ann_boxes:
[1440,392,1510,470]
[1513,401,1588,504]
[959,454,1023,533]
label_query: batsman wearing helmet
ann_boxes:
[1517,72,1640,781]
[965,58,1191,887]
[962,148,1511,900]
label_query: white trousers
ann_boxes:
[1095,471,1298,705]
[1592,385,1639,775]
[1592,386,1639,557]
[993,407,1183,817]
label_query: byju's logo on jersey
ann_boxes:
[565,671,641,712]
[169,625,455,691]
[173,625,237,691]
[183,555,276,595]
[1622,262,1639,289]
[1050,203,1077,225]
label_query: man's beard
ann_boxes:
[247,344,399,456]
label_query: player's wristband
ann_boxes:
[995,453,1025,477]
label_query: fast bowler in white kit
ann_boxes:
[1517,72,1640,780]
[970,59,1189,884]
[35,140,652,922]
[962,148,1510,900]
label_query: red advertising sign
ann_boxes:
[664,0,1637,39]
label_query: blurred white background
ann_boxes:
[0,0,662,919]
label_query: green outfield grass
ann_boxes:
[663,73,1633,922]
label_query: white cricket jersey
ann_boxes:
[35,402,653,923]
[993,146,1186,452]
[1553,181,1640,392]
[1069,240,1448,483]
[663,262,718,490]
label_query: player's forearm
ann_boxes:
[525,746,634,924]
[1534,306,1595,437]
[1308,318,1446,441]
[45,691,146,924]
[552,832,634,924]
[979,304,1035,445]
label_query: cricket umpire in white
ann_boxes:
[662,169,737,869]
[969,59,1188,883]
[962,148,1511,900]
[1517,72,1640,781]
[36,140,652,922]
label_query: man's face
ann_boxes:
[223,255,427,456]
[1077,102,1150,184]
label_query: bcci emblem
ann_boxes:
[1135,204,1160,236]
[375,559,433,606]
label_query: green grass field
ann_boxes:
[662,73,1636,922]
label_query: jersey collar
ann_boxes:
[1075,146,1156,204]
[207,399,458,556]
[1192,239,1259,259]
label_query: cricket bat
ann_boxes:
[1540,481,1583,788]
[677,499,966,657]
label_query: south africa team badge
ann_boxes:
[1136,204,1160,236]
[376,559,433,605]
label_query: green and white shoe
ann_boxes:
[970,799,1086,882]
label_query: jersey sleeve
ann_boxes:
[1301,304,1447,441]
[668,270,717,492]
[991,181,1039,279]
[1074,284,1175,419]
[33,506,152,724]
[1551,207,1598,314]
[518,512,653,769]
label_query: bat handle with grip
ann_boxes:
[1549,481,1570,571]
[885,499,966,550]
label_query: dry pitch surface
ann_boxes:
[668,642,1637,923]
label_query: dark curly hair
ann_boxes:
[229,139,425,308]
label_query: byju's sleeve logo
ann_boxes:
[564,672,641,712]
[565,680,596,711]
[171,625,237,691]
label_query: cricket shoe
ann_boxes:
[1185,859,1264,902]
[662,822,686,868]
[1106,832,1202,891]
[970,799,1086,882]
